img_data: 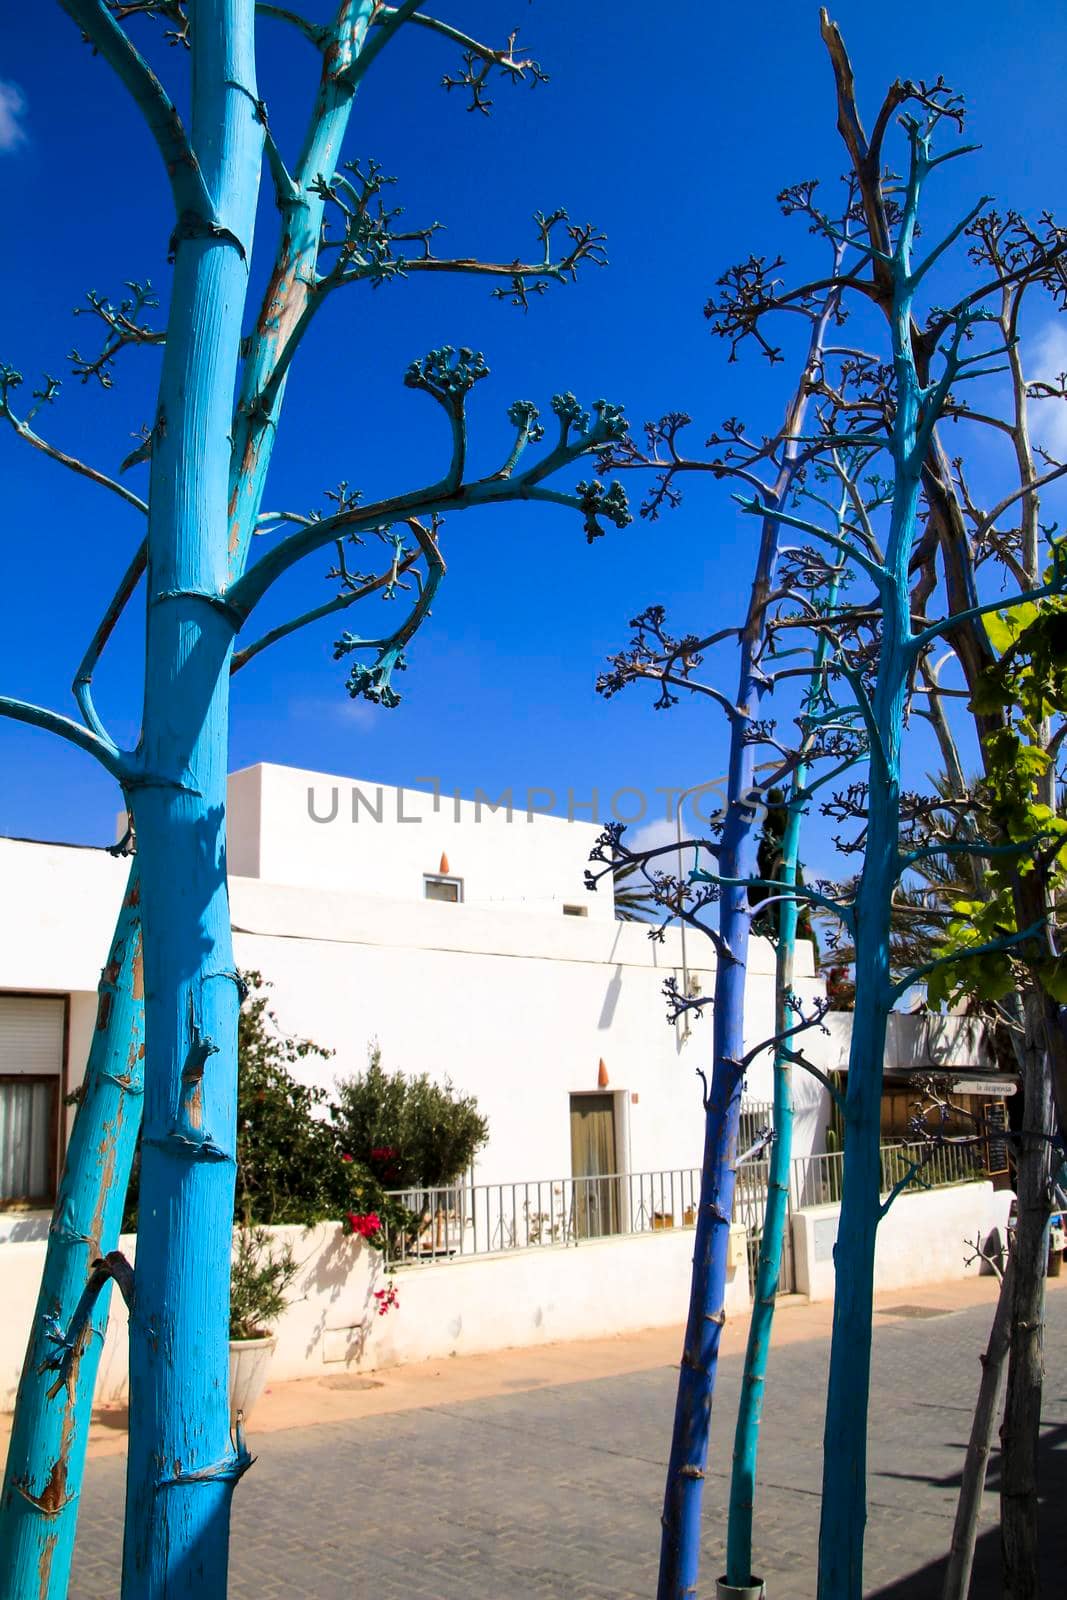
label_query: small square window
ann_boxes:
[424,875,463,904]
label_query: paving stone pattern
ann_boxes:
[70,1291,1067,1598]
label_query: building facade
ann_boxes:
[0,762,829,1230]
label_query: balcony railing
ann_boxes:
[790,1138,984,1210]
[382,1137,982,1269]
[383,1167,701,1266]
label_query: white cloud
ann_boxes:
[336,698,378,729]
[0,82,27,154]
[287,694,379,730]
[1026,319,1067,462]
[627,816,681,855]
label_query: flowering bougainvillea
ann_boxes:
[372,1283,400,1316]
[345,1211,383,1240]
[369,1145,401,1181]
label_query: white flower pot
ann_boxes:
[717,1579,765,1599]
[228,1335,276,1428]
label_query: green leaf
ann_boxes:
[1040,958,1067,1003]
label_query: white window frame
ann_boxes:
[423,874,464,904]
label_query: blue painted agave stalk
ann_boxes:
[0,864,143,1600]
[115,5,264,1592]
[2,7,628,1596]
[656,305,841,1600]
[725,569,841,1589]
[811,130,983,1600]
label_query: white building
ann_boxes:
[0,761,829,1231]
[0,765,1012,1395]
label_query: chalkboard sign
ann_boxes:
[985,1101,1009,1176]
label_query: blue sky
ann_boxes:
[0,2,1065,874]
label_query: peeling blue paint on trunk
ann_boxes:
[0,864,143,1600]
[119,7,263,1596]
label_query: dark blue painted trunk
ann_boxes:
[657,297,838,1600]
[657,529,782,1600]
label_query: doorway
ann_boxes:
[569,1093,621,1238]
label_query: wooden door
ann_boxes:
[570,1093,620,1238]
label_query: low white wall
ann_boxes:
[1,1224,750,1409]
[791,1180,1011,1302]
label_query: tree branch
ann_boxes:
[0,370,148,515]
[73,538,148,740]
[0,696,125,779]
[889,920,1047,1006]
[58,1,211,217]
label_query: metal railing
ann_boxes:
[383,1167,702,1267]
[790,1138,983,1210]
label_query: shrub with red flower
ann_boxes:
[345,1211,382,1241]
[369,1145,401,1181]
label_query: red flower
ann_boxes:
[372,1283,399,1316]
[341,1153,354,1163]
[345,1211,382,1240]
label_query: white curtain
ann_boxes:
[0,1079,53,1202]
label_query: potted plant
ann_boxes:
[229,1225,298,1427]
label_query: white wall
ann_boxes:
[808,1011,994,1073]
[226,875,821,1185]
[791,1181,1012,1302]
[0,1224,751,1407]
[0,831,826,1213]
[244,762,614,920]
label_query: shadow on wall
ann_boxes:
[865,1416,1067,1598]
[290,1225,381,1366]
[0,1215,50,1243]
[597,964,623,1030]
[792,1063,831,1163]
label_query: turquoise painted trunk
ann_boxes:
[118,6,263,1594]
[0,864,143,1600]
[725,570,840,1586]
[816,199,925,1596]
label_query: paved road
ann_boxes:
[71,1290,1067,1599]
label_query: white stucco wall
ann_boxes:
[0,815,825,1206]
[0,1223,752,1407]
[809,1011,995,1073]
[791,1181,1012,1302]
[242,761,615,919]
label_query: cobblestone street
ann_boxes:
[70,1288,1067,1599]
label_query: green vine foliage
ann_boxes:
[123,975,485,1240]
[228,1225,298,1341]
[928,594,1067,1008]
[234,971,348,1226]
